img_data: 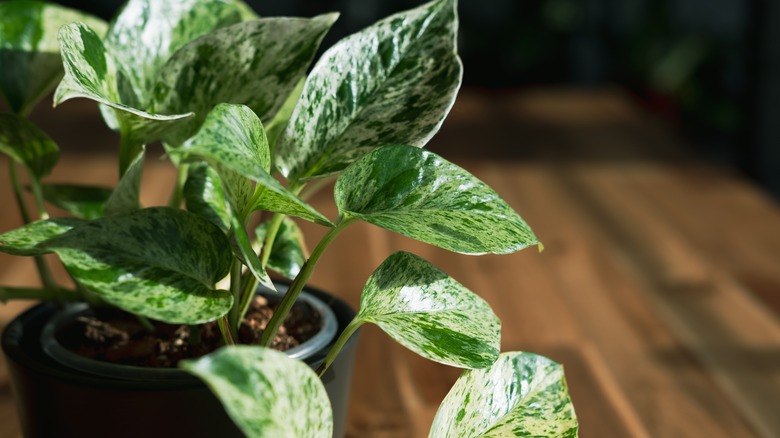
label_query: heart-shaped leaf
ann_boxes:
[41,184,112,219]
[178,104,332,226]
[102,0,252,110]
[183,163,230,231]
[40,207,233,324]
[103,147,145,216]
[0,218,83,256]
[0,113,59,179]
[430,352,578,438]
[275,0,462,184]
[255,218,307,279]
[0,1,107,114]
[54,22,192,169]
[151,14,338,146]
[335,145,539,255]
[181,346,332,438]
[357,251,500,369]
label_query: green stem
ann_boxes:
[316,318,363,377]
[228,258,243,333]
[260,216,354,347]
[218,316,236,346]
[0,286,77,302]
[29,177,49,220]
[168,163,189,208]
[9,161,32,224]
[135,315,155,332]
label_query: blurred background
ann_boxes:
[48,0,780,198]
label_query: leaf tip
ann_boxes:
[537,242,544,253]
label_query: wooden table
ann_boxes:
[2,89,780,437]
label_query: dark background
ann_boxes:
[42,0,780,198]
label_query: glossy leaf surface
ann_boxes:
[0,218,83,256]
[103,148,144,216]
[103,0,251,110]
[41,207,233,324]
[182,346,332,438]
[41,184,112,220]
[229,212,275,291]
[178,104,331,225]
[151,14,338,145]
[54,22,192,149]
[255,218,307,279]
[0,1,106,114]
[275,0,462,184]
[357,251,500,368]
[183,163,230,231]
[0,113,58,179]
[430,352,578,438]
[336,145,539,254]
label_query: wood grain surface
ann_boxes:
[2,89,779,437]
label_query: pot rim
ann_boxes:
[38,285,338,382]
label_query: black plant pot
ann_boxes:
[1,284,359,438]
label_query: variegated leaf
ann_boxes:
[177,104,332,226]
[255,217,307,279]
[0,113,58,179]
[229,210,275,291]
[275,0,462,184]
[151,14,338,146]
[266,78,304,153]
[357,251,500,369]
[183,163,230,231]
[430,352,578,438]
[41,183,111,219]
[54,22,192,168]
[0,1,107,114]
[0,218,83,256]
[103,147,144,216]
[182,346,332,438]
[335,145,539,255]
[103,0,252,109]
[40,207,233,324]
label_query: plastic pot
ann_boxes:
[1,283,359,438]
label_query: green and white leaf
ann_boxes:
[357,251,500,369]
[182,346,332,438]
[430,352,578,438]
[275,0,462,184]
[336,145,539,255]
[265,78,304,153]
[150,14,338,145]
[103,147,145,216]
[183,163,230,231]
[41,184,112,220]
[255,218,307,279]
[54,22,192,162]
[103,0,252,109]
[0,218,83,256]
[40,207,233,324]
[177,104,332,226]
[229,211,275,291]
[0,113,59,179]
[0,1,106,114]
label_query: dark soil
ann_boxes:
[55,295,323,368]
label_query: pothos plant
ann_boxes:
[0,0,578,436]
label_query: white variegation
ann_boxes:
[103,147,144,216]
[336,145,540,255]
[275,0,462,184]
[430,352,579,438]
[0,218,84,256]
[255,218,307,279]
[178,104,332,226]
[0,113,59,179]
[357,251,500,369]
[182,346,332,438]
[0,1,107,114]
[40,207,234,324]
[151,14,338,145]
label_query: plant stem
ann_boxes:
[9,162,58,291]
[218,316,236,346]
[228,258,244,333]
[316,318,363,377]
[29,177,49,220]
[168,163,189,208]
[260,216,354,347]
[0,286,76,302]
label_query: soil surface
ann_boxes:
[55,295,323,368]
